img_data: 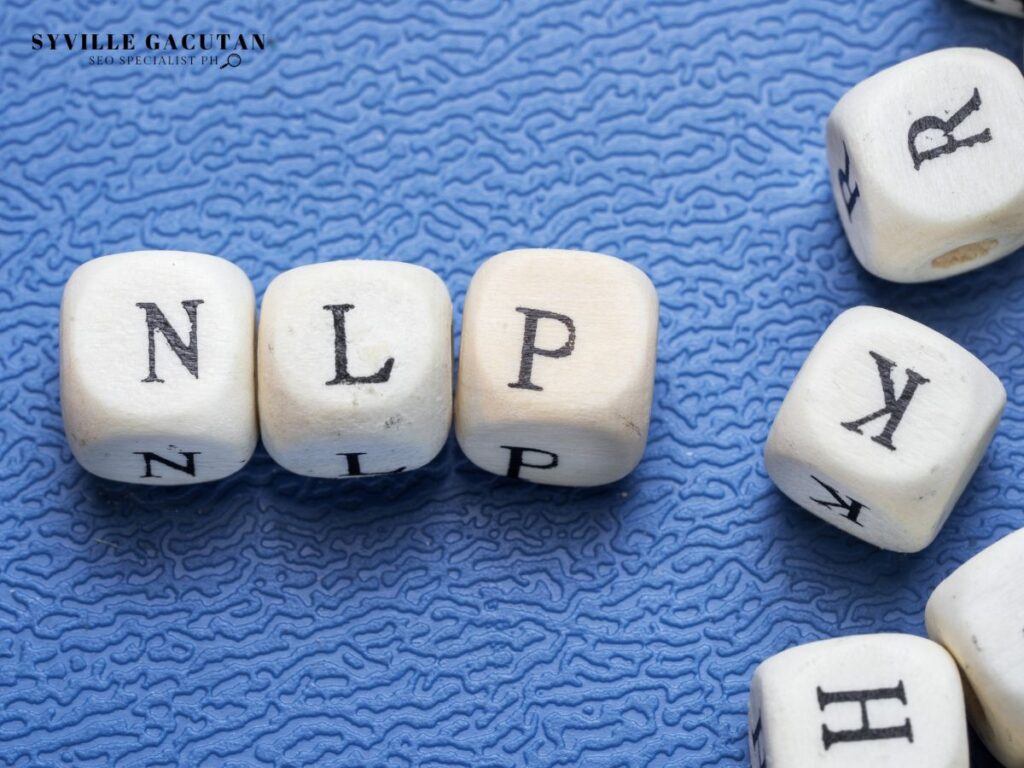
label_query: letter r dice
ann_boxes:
[827,48,1024,282]
[60,250,258,484]
[765,306,1004,552]
[749,634,969,768]
[456,249,659,486]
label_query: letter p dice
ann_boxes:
[60,251,258,484]
[456,249,659,486]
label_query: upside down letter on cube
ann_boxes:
[827,48,1024,282]
[764,306,1005,552]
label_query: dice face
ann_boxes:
[258,260,452,478]
[926,529,1024,768]
[964,0,1024,17]
[60,250,257,485]
[749,634,969,768]
[455,249,658,487]
[827,48,1024,282]
[764,306,1004,552]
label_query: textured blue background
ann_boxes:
[1,1,1023,766]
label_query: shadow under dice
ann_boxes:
[765,306,1004,552]
[258,260,453,478]
[60,250,258,485]
[927,529,1024,768]
[749,634,969,768]
[455,249,659,487]
[827,47,1024,282]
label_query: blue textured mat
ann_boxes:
[1,2,1022,766]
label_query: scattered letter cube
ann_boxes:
[964,0,1024,17]
[455,249,658,486]
[827,48,1024,282]
[764,306,1004,552]
[749,634,969,768]
[926,528,1024,768]
[60,250,258,484]
[258,260,452,478]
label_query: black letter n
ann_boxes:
[137,300,203,382]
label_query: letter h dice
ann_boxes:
[827,48,1024,282]
[765,307,1004,552]
[455,249,659,486]
[60,251,258,484]
[749,634,969,768]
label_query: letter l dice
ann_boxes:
[749,634,969,768]
[827,48,1024,282]
[60,251,258,484]
[456,249,659,486]
[765,307,1004,552]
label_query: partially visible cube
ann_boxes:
[826,48,1024,282]
[60,250,257,484]
[749,634,969,768]
[455,249,658,487]
[765,306,1004,552]
[258,260,452,478]
[964,0,1024,17]
[926,528,1024,768]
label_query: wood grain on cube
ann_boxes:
[60,250,257,484]
[455,249,658,487]
[765,306,1004,552]
[258,260,452,478]
[827,48,1024,282]
[749,634,969,768]
[926,529,1024,768]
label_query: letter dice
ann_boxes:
[455,249,659,486]
[964,0,1024,17]
[258,260,452,478]
[749,634,969,768]
[926,529,1024,767]
[60,250,257,484]
[764,306,1004,552]
[826,48,1024,282]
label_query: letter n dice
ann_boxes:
[60,251,258,484]
[764,307,1004,552]
[456,249,659,486]
[827,48,1024,282]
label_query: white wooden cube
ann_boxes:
[964,0,1024,17]
[455,249,658,487]
[926,528,1024,768]
[764,306,1004,552]
[749,634,969,768]
[258,260,452,478]
[826,48,1024,282]
[60,250,257,485]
